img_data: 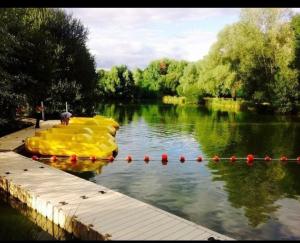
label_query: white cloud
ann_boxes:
[63,8,240,69]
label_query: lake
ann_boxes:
[89,103,300,240]
[3,103,300,240]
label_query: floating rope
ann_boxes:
[31,154,300,164]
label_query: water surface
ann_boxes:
[41,104,300,239]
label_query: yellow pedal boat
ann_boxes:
[25,116,119,158]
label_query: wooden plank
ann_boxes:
[177,228,208,240]
[88,202,151,232]
[142,217,189,239]
[112,212,178,239]
[70,194,135,220]
[189,231,213,240]
[95,202,154,228]
[155,223,203,240]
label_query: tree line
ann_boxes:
[1,8,300,133]
[98,9,300,113]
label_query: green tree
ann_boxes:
[0,8,97,120]
[191,8,298,113]
[97,65,135,100]
[177,62,203,103]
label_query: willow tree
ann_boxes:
[190,8,298,112]
[177,61,204,103]
[239,8,298,112]
[97,65,135,100]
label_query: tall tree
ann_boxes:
[0,8,97,120]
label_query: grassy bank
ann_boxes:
[162,96,187,105]
[203,98,252,112]
[162,96,257,113]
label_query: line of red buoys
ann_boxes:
[31,153,300,165]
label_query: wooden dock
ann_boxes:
[0,120,58,152]
[0,121,233,240]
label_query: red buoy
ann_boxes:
[264,155,272,161]
[247,154,254,163]
[297,156,300,164]
[230,155,236,163]
[280,156,288,162]
[70,154,77,162]
[50,155,57,161]
[32,155,39,161]
[162,153,168,162]
[108,155,114,162]
[126,155,132,162]
[180,156,185,163]
[197,156,203,162]
[144,155,150,163]
[213,155,220,162]
[90,156,96,162]
[246,154,254,166]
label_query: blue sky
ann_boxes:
[64,8,300,70]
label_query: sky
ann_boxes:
[64,8,300,70]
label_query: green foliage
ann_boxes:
[2,7,300,118]
[177,62,201,97]
[96,9,300,113]
[177,8,300,113]
[0,8,97,124]
[162,96,186,105]
[98,58,188,100]
[204,98,249,112]
[291,14,300,70]
[97,65,135,100]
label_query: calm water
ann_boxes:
[6,103,300,240]
[88,103,300,240]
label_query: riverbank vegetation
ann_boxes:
[2,8,300,136]
[97,9,300,114]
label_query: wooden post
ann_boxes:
[41,101,45,121]
[66,102,68,112]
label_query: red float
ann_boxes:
[197,156,203,162]
[50,155,57,161]
[144,155,150,162]
[108,155,114,162]
[213,155,220,162]
[126,155,132,162]
[264,155,272,161]
[280,156,288,162]
[247,154,254,163]
[162,153,168,162]
[32,155,39,161]
[246,154,254,166]
[180,156,185,163]
[297,156,300,164]
[70,154,77,162]
[230,155,236,163]
[90,156,96,162]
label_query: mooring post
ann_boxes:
[41,101,45,121]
